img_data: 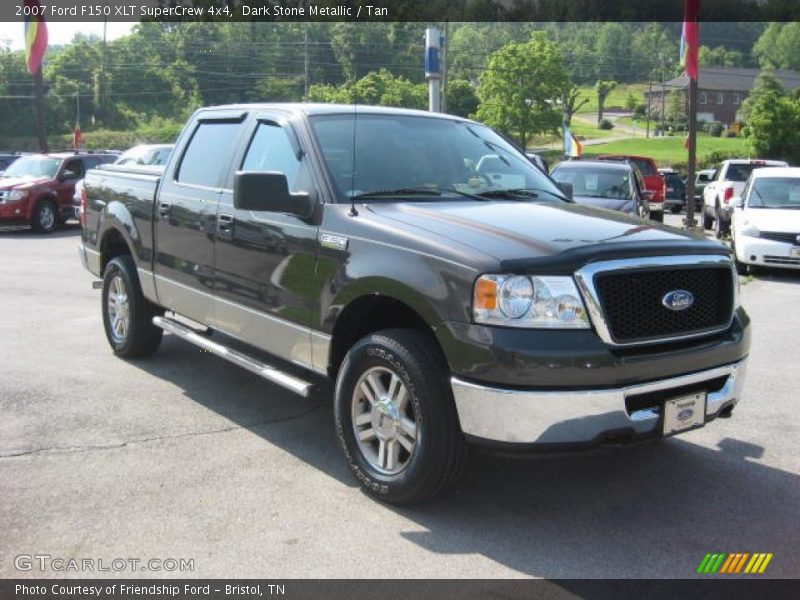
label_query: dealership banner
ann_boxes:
[1,0,799,22]
[2,579,800,600]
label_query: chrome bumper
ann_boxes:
[452,359,747,445]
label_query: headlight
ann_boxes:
[739,223,760,238]
[473,274,590,329]
[8,190,28,202]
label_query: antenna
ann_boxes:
[349,98,358,216]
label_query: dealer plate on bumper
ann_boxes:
[663,393,706,436]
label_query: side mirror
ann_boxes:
[234,171,315,219]
[556,181,573,200]
[732,196,743,209]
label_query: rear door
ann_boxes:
[56,158,84,209]
[153,112,246,325]
[211,113,324,371]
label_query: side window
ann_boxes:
[241,122,308,193]
[62,159,83,180]
[177,121,241,188]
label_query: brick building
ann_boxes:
[645,67,800,126]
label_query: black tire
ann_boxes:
[669,205,681,214]
[102,255,163,358]
[31,199,58,233]
[703,206,713,230]
[730,237,748,275]
[714,207,727,239]
[650,210,664,223]
[334,328,467,505]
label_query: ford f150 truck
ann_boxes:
[80,104,750,504]
[1,152,117,232]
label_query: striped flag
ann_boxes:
[680,0,700,80]
[563,124,582,157]
[24,0,48,74]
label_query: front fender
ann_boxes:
[318,240,478,335]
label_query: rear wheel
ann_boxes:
[669,205,681,214]
[102,255,163,358]
[334,328,467,504]
[703,206,714,230]
[31,200,57,233]
[714,207,727,239]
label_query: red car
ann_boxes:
[0,152,117,233]
[595,154,665,222]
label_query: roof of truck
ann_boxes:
[200,103,475,121]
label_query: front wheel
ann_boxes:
[714,207,727,239]
[102,255,163,358]
[31,200,57,233]
[334,329,467,504]
[703,206,714,230]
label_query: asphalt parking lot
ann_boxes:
[1,214,799,579]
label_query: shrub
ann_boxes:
[599,118,614,130]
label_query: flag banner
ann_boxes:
[24,0,48,74]
[563,125,582,158]
[680,0,700,80]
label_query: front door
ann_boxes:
[212,117,323,371]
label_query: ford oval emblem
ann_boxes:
[677,408,694,422]
[662,290,694,311]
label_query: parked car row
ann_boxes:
[0,145,173,233]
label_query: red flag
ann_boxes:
[24,0,48,74]
[680,0,700,80]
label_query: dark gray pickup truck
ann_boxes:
[80,104,750,504]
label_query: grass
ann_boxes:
[583,135,749,165]
[575,83,649,114]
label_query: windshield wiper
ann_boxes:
[476,187,571,202]
[351,186,489,202]
[351,187,443,199]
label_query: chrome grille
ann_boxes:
[575,255,736,347]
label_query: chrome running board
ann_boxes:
[152,316,314,398]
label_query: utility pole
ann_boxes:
[424,27,442,112]
[646,76,652,138]
[33,68,47,153]
[660,53,667,136]
[441,22,449,114]
[303,23,309,102]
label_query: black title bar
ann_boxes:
[3,0,800,23]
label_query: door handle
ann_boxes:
[158,202,171,217]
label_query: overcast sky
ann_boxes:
[0,22,135,50]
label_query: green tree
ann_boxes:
[699,45,745,68]
[595,80,617,125]
[667,90,685,122]
[739,71,785,124]
[308,69,426,109]
[560,84,589,126]
[754,23,800,70]
[624,93,637,114]
[446,80,479,118]
[475,32,569,148]
[745,89,800,163]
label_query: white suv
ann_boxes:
[703,159,787,238]
[730,167,800,273]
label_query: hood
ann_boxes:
[572,195,635,214]
[366,200,716,267]
[738,207,800,232]
[0,176,51,190]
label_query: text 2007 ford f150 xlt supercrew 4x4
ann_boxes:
[80,104,750,504]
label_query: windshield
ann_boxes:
[551,165,633,200]
[2,156,60,179]
[308,113,564,202]
[748,177,800,209]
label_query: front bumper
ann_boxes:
[452,358,747,446]
[735,236,800,269]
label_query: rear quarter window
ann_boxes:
[632,159,657,176]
